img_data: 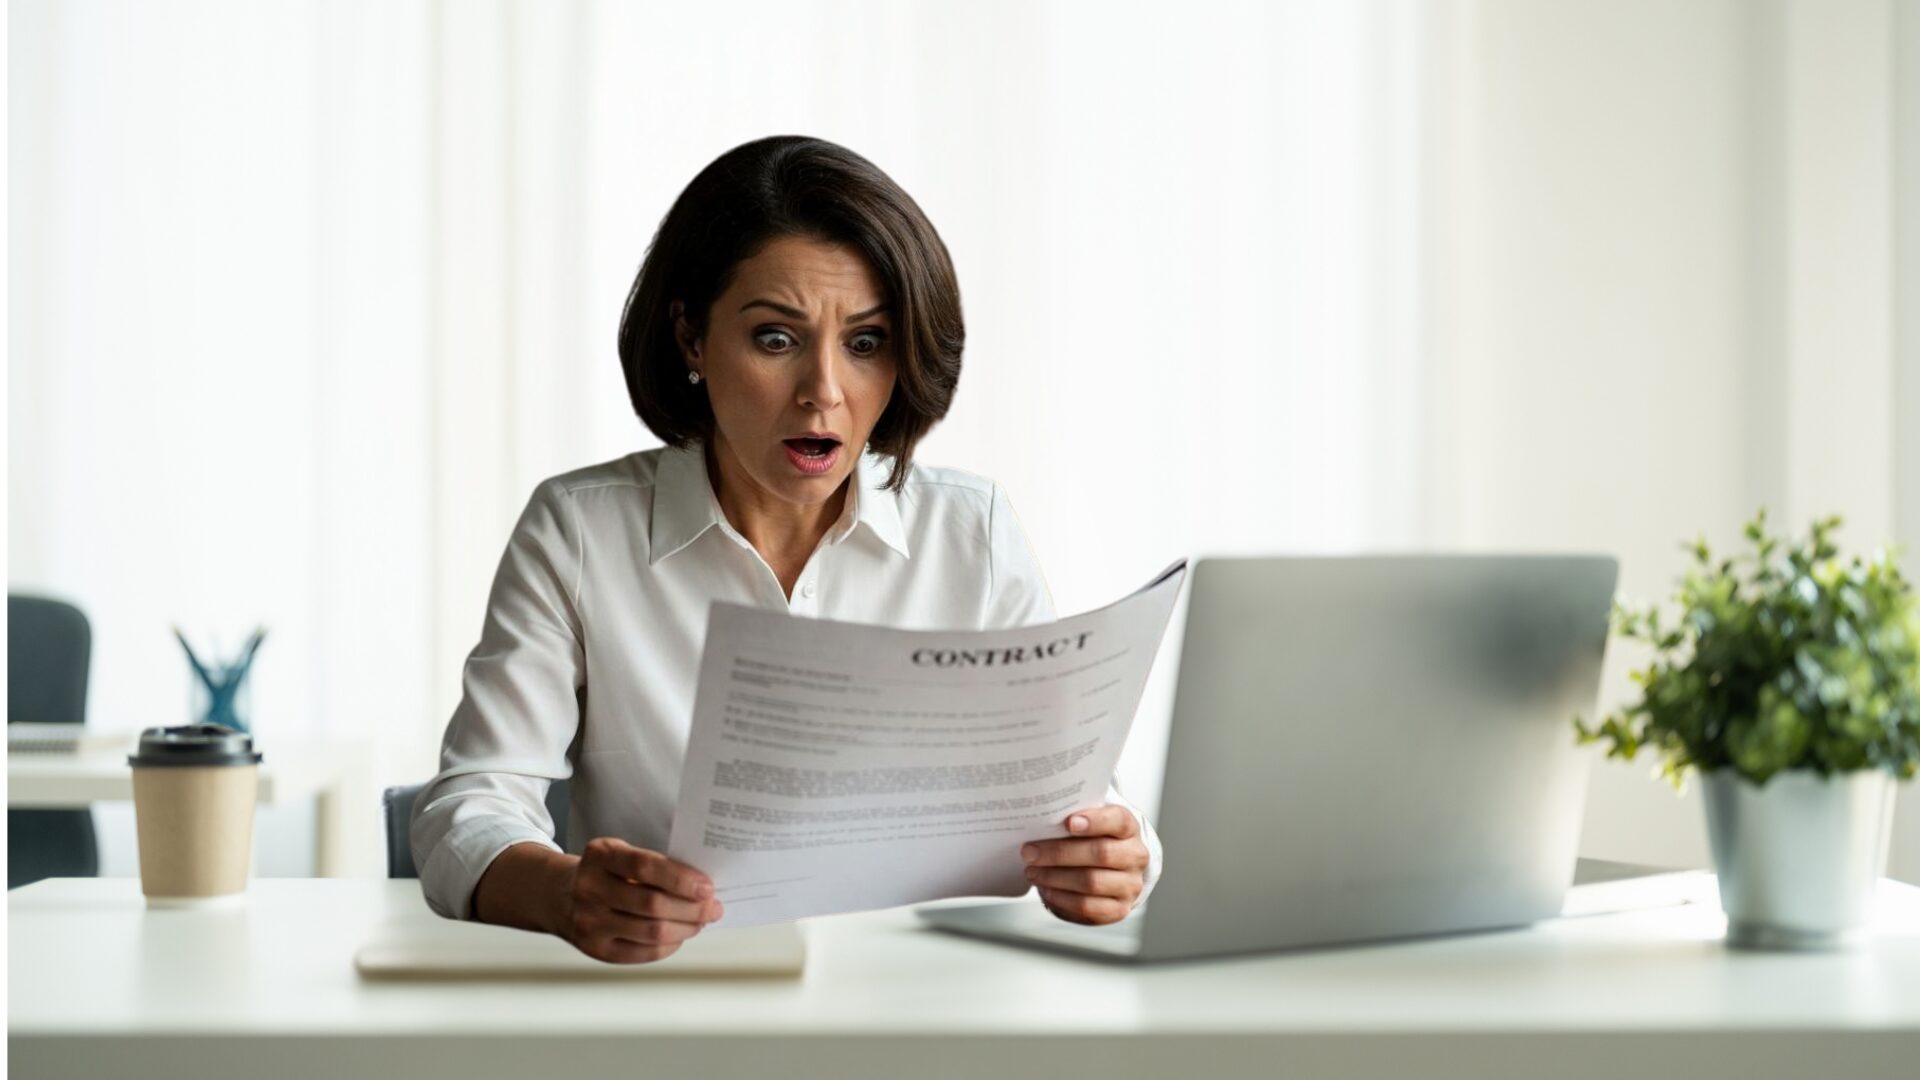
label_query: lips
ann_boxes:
[781,432,842,476]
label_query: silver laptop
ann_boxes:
[917,554,1621,963]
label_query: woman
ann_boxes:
[411,135,1163,964]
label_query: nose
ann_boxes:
[795,337,845,413]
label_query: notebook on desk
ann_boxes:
[354,917,806,979]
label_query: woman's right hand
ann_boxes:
[559,836,725,964]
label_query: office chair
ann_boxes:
[383,778,571,878]
[8,594,100,889]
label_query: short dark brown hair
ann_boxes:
[617,135,965,492]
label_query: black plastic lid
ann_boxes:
[127,724,263,768]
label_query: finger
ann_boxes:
[1038,886,1130,926]
[1063,804,1140,840]
[592,880,722,925]
[630,854,717,903]
[1021,835,1150,871]
[587,837,715,901]
[1025,865,1139,898]
[593,937,679,965]
[602,910,706,948]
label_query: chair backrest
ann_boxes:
[383,779,571,879]
[8,593,99,888]
[9,594,91,727]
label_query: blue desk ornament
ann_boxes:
[173,626,267,735]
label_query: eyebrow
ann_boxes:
[738,299,891,322]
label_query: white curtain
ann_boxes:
[10,0,1423,874]
[11,0,440,874]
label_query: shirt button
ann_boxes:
[801,581,817,599]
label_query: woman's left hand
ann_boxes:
[1020,804,1149,925]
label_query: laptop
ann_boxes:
[917,554,1623,963]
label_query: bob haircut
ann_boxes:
[617,135,965,493]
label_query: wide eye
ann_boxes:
[849,330,888,357]
[754,328,796,353]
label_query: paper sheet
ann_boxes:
[667,559,1188,928]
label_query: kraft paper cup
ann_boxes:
[128,724,263,907]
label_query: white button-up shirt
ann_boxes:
[412,439,1164,921]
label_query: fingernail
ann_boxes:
[698,882,714,899]
[1021,844,1037,863]
[1070,815,1089,833]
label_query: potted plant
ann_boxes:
[1574,509,1919,949]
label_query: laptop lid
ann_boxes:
[1126,555,1617,961]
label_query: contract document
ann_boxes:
[667,558,1188,928]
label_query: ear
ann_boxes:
[670,299,703,368]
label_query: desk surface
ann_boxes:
[10,877,1920,1079]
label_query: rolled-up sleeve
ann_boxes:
[411,478,585,920]
[983,482,1166,910]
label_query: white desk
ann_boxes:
[9,877,1920,1079]
[7,740,363,876]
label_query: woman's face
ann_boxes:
[674,234,898,512]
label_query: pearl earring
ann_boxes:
[687,370,702,385]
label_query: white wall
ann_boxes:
[1897,0,1920,648]
[1438,0,1919,880]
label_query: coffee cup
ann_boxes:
[127,724,264,907]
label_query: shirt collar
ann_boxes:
[649,440,911,566]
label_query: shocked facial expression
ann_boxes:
[673,234,899,509]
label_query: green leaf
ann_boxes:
[1569,507,1920,786]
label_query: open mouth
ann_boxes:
[782,436,840,459]
[781,434,842,475]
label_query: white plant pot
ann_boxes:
[1700,767,1899,950]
